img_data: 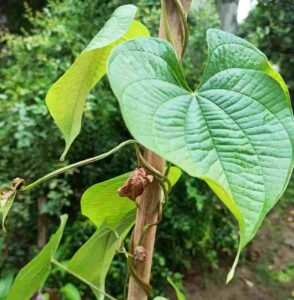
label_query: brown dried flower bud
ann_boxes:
[134,245,147,262]
[12,177,25,190]
[117,167,153,201]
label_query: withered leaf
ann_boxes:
[0,177,24,233]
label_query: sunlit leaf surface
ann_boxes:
[46,5,149,160]
[108,30,294,281]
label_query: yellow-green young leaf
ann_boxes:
[46,5,149,160]
[67,210,135,300]
[7,215,68,300]
[81,167,182,228]
[107,30,294,282]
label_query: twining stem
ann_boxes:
[173,0,189,54]
[160,0,189,56]
[21,139,138,191]
[51,259,117,300]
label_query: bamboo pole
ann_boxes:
[127,1,192,299]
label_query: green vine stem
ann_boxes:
[21,139,138,192]
[51,259,117,300]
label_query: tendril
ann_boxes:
[20,139,139,192]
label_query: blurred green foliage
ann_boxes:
[0,0,292,298]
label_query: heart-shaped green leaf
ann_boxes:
[7,215,67,300]
[46,4,149,160]
[107,30,294,281]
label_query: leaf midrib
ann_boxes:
[196,94,266,222]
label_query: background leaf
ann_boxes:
[167,277,186,300]
[7,215,68,300]
[107,32,294,281]
[60,283,81,300]
[0,271,14,300]
[46,5,149,160]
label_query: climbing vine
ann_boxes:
[1,2,293,299]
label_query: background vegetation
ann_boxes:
[0,0,293,299]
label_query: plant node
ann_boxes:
[134,246,147,262]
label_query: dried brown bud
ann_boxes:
[117,167,153,201]
[11,177,25,190]
[134,245,147,262]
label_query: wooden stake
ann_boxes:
[127,1,191,299]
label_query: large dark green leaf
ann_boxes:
[7,215,67,300]
[107,30,294,281]
[46,5,149,160]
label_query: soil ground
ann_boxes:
[179,207,294,300]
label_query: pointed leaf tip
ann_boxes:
[226,247,241,284]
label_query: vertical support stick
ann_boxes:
[37,197,48,249]
[127,1,191,299]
